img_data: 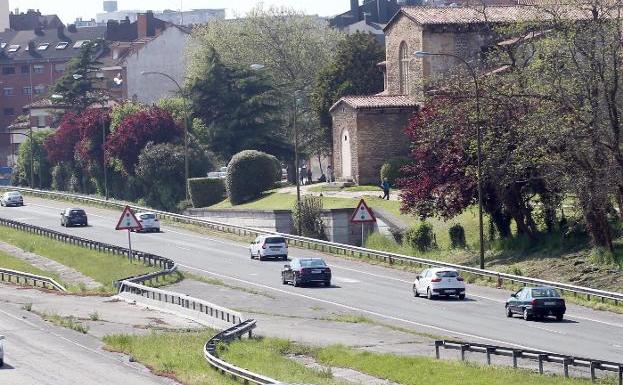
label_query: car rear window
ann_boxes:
[532,288,560,298]
[436,271,459,278]
[265,237,286,244]
[300,259,326,268]
[8,192,20,196]
[140,214,156,220]
[70,210,85,215]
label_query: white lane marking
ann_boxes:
[178,263,557,353]
[178,246,192,251]
[22,200,623,330]
[528,325,567,335]
[333,277,361,284]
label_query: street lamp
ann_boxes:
[414,50,486,269]
[249,63,303,235]
[141,71,190,201]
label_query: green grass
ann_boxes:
[307,184,382,193]
[35,311,89,334]
[0,225,159,293]
[104,331,604,385]
[0,249,66,283]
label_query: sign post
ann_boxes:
[350,199,376,247]
[115,206,143,261]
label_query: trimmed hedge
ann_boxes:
[188,178,226,208]
[405,222,435,252]
[380,158,410,185]
[226,150,280,205]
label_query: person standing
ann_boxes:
[327,165,334,183]
[382,178,391,200]
[307,167,313,185]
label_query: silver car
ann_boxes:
[0,191,23,207]
[135,212,160,233]
[250,235,288,261]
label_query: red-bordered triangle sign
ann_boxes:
[115,206,143,231]
[350,199,376,223]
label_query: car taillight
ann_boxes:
[324,268,331,273]
[431,278,442,282]
[301,268,310,275]
[262,243,267,249]
[531,299,538,306]
[457,277,464,281]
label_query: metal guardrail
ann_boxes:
[204,319,278,385]
[0,267,67,292]
[435,340,623,384]
[118,280,244,326]
[3,186,622,305]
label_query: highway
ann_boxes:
[0,301,177,385]
[2,197,623,362]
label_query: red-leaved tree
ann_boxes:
[106,107,182,174]
[74,108,111,171]
[399,97,477,220]
[44,112,81,164]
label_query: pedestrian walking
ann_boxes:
[382,178,391,200]
[299,166,306,185]
[327,165,334,183]
[307,167,313,185]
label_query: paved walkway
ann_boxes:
[277,183,402,202]
[0,241,102,290]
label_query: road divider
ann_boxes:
[3,186,621,305]
[0,267,67,292]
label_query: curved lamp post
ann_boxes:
[415,50,485,269]
[141,71,190,201]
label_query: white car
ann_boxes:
[0,335,4,367]
[250,235,288,261]
[0,191,23,207]
[413,267,466,300]
[135,212,160,233]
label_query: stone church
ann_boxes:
[330,5,545,185]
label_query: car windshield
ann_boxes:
[265,237,285,244]
[436,271,459,278]
[532,288,560,298]
[8,192,20,197]
[70,210,85,215]
[299,259,326,268]
[140,214,156,220]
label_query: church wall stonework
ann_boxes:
[384,15,423,97]
[332,103,358,181]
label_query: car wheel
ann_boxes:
[427,288,433,300]
[259,254,265,261]
[294,278,301,287]
[458,293,466,300]
[282,255,288,261]
[556,313,564,322]
[324,280,331,287]
[0,358,3,367]
[523,308,531,321]
[413,285,419,297]
[250,250,255,259]
[282,275,288,285]
[506,305,513,318]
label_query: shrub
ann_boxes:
[188,178,226,208]
[226,150,280,205]
[405,222,435,252]
[292,195,326,239]
[448,224,467,249]
[380,158,410,185]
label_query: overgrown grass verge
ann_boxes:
[104,331,604,385]
[34,310,89,334]
[0,225,160,293]
[0,250,67,286]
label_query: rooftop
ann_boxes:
[330,95,418,111]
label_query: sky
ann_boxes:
[8,0,348,23]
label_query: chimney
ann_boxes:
[137,12,147,38]
[57,24,66,39]
[363,12,371,24]
[350,0,361,21]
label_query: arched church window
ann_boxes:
[399,42,409,95]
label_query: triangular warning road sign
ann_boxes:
[115,206,143,231]
[350,199,376,223]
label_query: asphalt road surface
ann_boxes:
[2,197,623,362]
[0,302,177,385]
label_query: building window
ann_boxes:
[3,87,14,96]
[33,65,45,74]
[34,85,46,94]
[37,115,47,128]
[2,66,15,75]
[23,86,32,95]
[21,65,30,74]
[54,63,66,73]
[3,108,15,116]
[399,42,409,95]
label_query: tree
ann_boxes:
[135,142,214,210]
[110,101,144,131]
[187,48,288,160]
[106,107,182,174]
[52,41,105,112]
[311,32,385,132]
[14,130,54,189]
[44,112,82,165]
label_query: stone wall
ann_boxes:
[355,107,414,185]
[332,103,358,181]
[384,15,423,97]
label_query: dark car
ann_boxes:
[506,286,566,321]
[61,208,88,227]
[281,258,331,287]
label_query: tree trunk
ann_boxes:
[584,206,613,252]
[617,185,623,222]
